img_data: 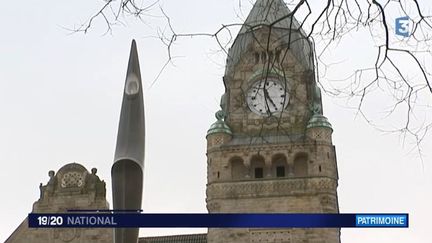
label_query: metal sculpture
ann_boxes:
[112,40,145,243]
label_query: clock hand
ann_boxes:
[264,85,276,106]
[268,95,277,111]
[263,85,277,113]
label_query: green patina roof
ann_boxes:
[207,110,232,136]
[140,233,207,243]
[306,113,333,130]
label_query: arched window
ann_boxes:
[293,153,308,177]
[250,155,265,179]
[230,156,246,180]
[272,154,288,178]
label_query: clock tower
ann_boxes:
[206,0,341,242]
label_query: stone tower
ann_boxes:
[205,0,340,242]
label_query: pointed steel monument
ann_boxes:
[112,40,145,243]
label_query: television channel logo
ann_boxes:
[395,16,410,37]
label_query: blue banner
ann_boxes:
[356,214,408,227]
[28,213,408,228]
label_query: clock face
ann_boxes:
[246,79,289,116]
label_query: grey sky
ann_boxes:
[0,1,431,242]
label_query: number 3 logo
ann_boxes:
[396,16,410,37]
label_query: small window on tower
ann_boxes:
[254,52,260,64]
[268,51,274,62]
[275,50,281,62]
[254,167,264,179]
[261,51,267,63]
[276,166,285,177]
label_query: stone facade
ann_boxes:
[5,163,113,243]
[5,164,208,243]
[206,135,340,242]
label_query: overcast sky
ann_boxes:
[0,1,431,242]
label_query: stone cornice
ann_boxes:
[207,141,333,155]
[207,177,337,200]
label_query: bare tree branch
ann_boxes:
[75,0,432,152]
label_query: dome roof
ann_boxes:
[207,111,232,136]
[306,113,333,130]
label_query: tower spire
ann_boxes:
[239,0,295,34]
[111,39,145,243]
[225,0,313,75]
